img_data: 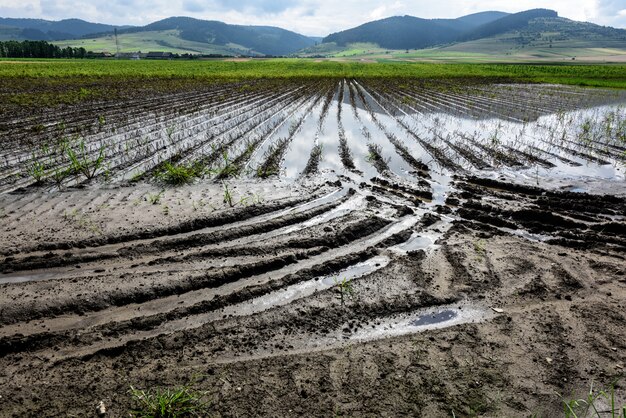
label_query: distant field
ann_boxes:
[53,30,253,56]
[302,42,626,63]
[1,59,626,89]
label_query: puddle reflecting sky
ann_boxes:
[259,83,626,194]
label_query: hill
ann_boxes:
[0,24,23,41]
[431,16,626,62]
[455,11,510,27]
[321,10,511,50]
[308,9,626,62]
[0,17,129,41]
[460,8,558,41]
[53,30,256,56]
[5,10,626,61]
[323,16,458,50]
[321,10,510,49]
[321,9,556,50]
[76,17,317,56]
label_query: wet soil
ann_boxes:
[0,171,624,417]
[0,80,625,417]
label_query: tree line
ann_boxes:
[0,40,87,58]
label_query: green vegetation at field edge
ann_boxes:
[0,59,625,88]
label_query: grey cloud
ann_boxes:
[183,0,205,13]
[213,0,295,14]
[39,0,69,16]
[595,0,626,27]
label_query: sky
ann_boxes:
[0,0,625,36]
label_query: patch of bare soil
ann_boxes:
[0,172,624,417]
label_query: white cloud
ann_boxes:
[0,0,623,35]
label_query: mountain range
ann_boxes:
[1,9,626,59]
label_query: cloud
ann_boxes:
[592,0,626,27]
[0,0,623,35]
[183,0,205,13]
[213,0,295,14]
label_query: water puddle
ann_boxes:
[280,194,367,235]
[0,271,62,285]
[394,234,437,252]
[0,268,98,285]
[500,227,554,243]
[219,255,390,318]
[347,304,491,341]
[410,309,457,326]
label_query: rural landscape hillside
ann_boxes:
[320,10,518,49]
[2,8,626,61]
[305,9,626,61]
[0,17,129,41]
[55,16,319,56]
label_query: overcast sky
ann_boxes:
[1,0,624,36]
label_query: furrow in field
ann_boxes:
[0,210,419,361]
[358,81,463,172]
[0,86,289,191]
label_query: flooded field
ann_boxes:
[0,79,625,416]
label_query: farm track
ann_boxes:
[1,78,626,416]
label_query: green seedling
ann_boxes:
[561,379,625,418]
[147,190,165,205]
[27,159,46,184]
[252,193,264,205]
[156,162,203,185]
[63,209,101,235]
[473,239,486,259]
[166,125,175,142]
[222,182,234,207]
[50,166,69,187]
[130,170,143,183]
[66,139,106,180]
[334,277,354,306]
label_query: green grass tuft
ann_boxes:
[156,162,204,186]
[129,383,211,418]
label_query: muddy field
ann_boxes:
[0,79,625,417]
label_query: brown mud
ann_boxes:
[0,172,624,417]
[0,79,625,417]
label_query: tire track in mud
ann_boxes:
[0,178,439,362]
[0,126,463,365]
[451,177,626,250]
